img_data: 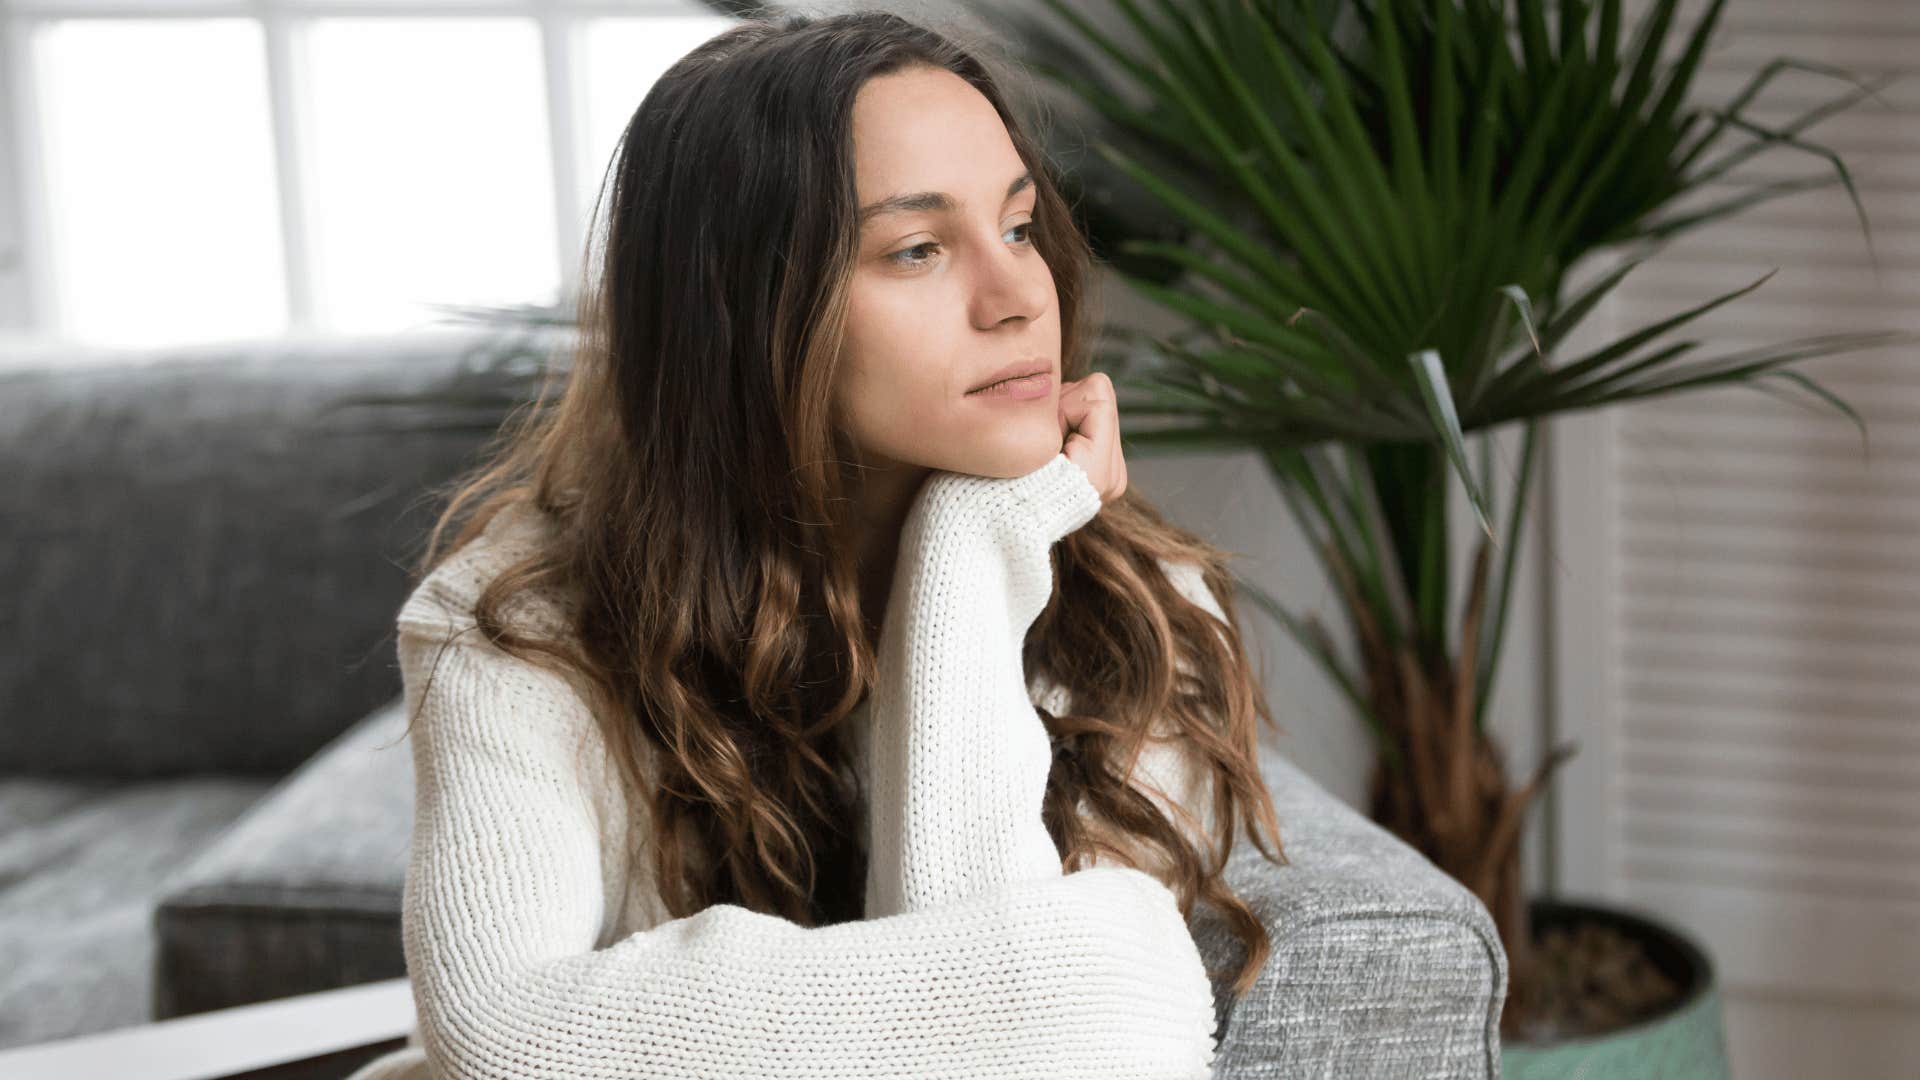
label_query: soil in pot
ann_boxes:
[1501,898,1731,1080]
[1505,910,1686,1041]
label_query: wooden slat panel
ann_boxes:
[1604,0,1920,1033]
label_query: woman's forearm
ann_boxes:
[861,452,1106,918]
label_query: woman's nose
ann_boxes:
[972,240,1048,328]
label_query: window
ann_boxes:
[0,0,739,347]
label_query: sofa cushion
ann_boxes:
[153,695,414,1018]
[0,773,273,1050]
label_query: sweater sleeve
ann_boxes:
[853,449,1227,896]
[861,451,1109,919]
[397,624,1218,1079]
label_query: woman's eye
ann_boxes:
[887,241,940,267]
[885,221,1035,269]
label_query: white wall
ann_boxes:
[0,13,32,331]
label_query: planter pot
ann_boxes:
[1500,897,1731,1080]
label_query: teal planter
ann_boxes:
[1501,898,1731,1080]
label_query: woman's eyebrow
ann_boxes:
[859,170,1033,224]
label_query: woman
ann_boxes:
[349,9,1287,1078]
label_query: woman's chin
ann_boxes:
[956,439,1067,480]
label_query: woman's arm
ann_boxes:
[861,451,1107,918]
[399,629,1218,1080]
[857,451,1229,895]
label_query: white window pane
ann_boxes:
[579,16,738,224]
[304,18,557,333]
[35,19,286,347]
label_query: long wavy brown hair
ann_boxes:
[397,8,1289,997]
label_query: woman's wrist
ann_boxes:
[912,452,1103,549]
[997,451,1105,540]
[900,453,1102,635]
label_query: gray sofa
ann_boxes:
[0,330,1507,1076]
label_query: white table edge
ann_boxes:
[0,976,416,1080]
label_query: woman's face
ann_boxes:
[834,64,1064,481]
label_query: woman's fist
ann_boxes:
[1058,372,1127,505]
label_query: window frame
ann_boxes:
[0,0,732,340]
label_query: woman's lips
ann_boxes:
[965,371,1052,400]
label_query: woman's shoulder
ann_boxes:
[396,501,576,641]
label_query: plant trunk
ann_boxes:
[1332,533,1578,1040]
[1365,720,1550,1038]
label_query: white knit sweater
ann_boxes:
[345,452,1225,1079]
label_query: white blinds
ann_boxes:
[1575,0,1920,1019]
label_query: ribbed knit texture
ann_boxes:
[345,452,1223,1079]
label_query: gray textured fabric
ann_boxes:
[152,695,414,1018]
[0,328,534,778]
[1193,744,1507,1078]
[0,774,273,1049]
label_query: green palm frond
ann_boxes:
[993,0,1920,747]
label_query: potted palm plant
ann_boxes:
[970,0,1919,1072]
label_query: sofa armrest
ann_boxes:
[1191,744,1508,1078]
[152,696,414,1018]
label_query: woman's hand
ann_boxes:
[1058,371,1127,505]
